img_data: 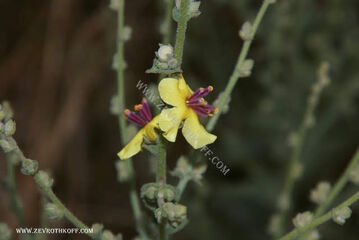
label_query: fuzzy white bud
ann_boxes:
[293,211,313,228]
[332,206,352,225]
[157,45,174,62]
[310,181,331,204]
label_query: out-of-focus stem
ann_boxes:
[206,0,272,132]
[115,1,149,239]
[279,191,359,240]
[298,148,359,240]
[157,138,167,240]
[274,62,330,238]
[5,155,26,229]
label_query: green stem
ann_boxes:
[161,0,174,45]
[157,139,167,240]
[315,148,359,216]
[33,174,94,238]
[5,155,26,228]
[274,66,330,238]
[156,140,167,184]
[206,0,272,132]
[116,0,126,143]
[298,148,359,240]
[176,175,190,201]
[115,1,149,239]
[174,0,190,67]
[1,135,117,239]
[278,191,359,240]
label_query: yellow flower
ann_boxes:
[118,98,159,160]
[158,75,217,149]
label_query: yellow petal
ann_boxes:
[144,115,160,141]
[182,110,217,149]
[158,78,186,107]
[118,129,145,160]
[178,75,193,98]
[158,107,186,142]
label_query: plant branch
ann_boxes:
[157,138,167,240]
[161,0,174,45]
[274,62,330,238]
[174,0,190,68]
[298,147,359,240]
[206,0,273,132]
[278,191,359,240]
[115,1,149,239]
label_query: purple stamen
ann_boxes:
[186,86,217,118]
[140,98,152,122]
[193,107,211,117]
[125,109,147,127]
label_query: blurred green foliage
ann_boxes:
[180,0,359,239]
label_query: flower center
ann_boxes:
[185,86,218,117]
[124,98,153,127]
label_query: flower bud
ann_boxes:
[292,211,313,228]
[91,223,104,238]
[171,156,191,178]
[45,203,64,220]
[4,120,16,136]
[0,110,6,121]
[109,0,120,10]
[155,202,187,228]
[21,158,38,175]
[101,230,115,240]
[191,164,207,182]
[115,234,123,240]
[267,214,281,235]
[277,193,289,211]
[157,45,174,62]
[213,92,231,114]
[239,22,253,41]
[309,181,331,204]
[0,223,11,240]
[115,160,130,182]
[238,59,254,77]
[157,185,176,202]
[121,26,132,42]
[35,171,54,188]
[0,139,15,153]
[142,184,158,200]
[306,229,320,240]
[0,122,4,133]
[0,102,13,121]
[332,206,352,225]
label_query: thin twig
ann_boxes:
[279,191,359,240]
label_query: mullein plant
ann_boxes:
[2,1,359,240]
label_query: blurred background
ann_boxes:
[1,0,359,239]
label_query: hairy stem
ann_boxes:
[115,1,148,239]
[279,191,359,240]
[174,0,190,68]
[298,147,359,240]
[176,175,190,201]
[157,139,167,240]
[1,135,96,239]
[5,155,26,228]
[206,0,272,132]
[274,63,330,238]
[161,0,174,44]
[34,174,91,231]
